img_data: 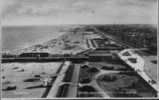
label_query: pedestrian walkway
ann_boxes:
[67,64,80,97]
[47,61,71,98]
[118,49,159,97]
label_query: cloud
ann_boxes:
[72,1,87,7]
[1,0,158,25]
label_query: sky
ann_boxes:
[1,0,158,26]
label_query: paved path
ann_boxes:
[47,61,71,98]
[91,26,159,97]
[93,70,120,98]
[117,49,159,97]
[91,26,132,48]
[67,64,81,97]
[79,70,121,98]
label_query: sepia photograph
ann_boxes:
[1,0,158,99]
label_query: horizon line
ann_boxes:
[2,23,157,27]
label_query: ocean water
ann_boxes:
[2,25,68,51]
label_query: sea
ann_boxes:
[2,25,68,51]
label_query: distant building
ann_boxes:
[19,52,50,57]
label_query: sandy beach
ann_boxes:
[2,62,62,98]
